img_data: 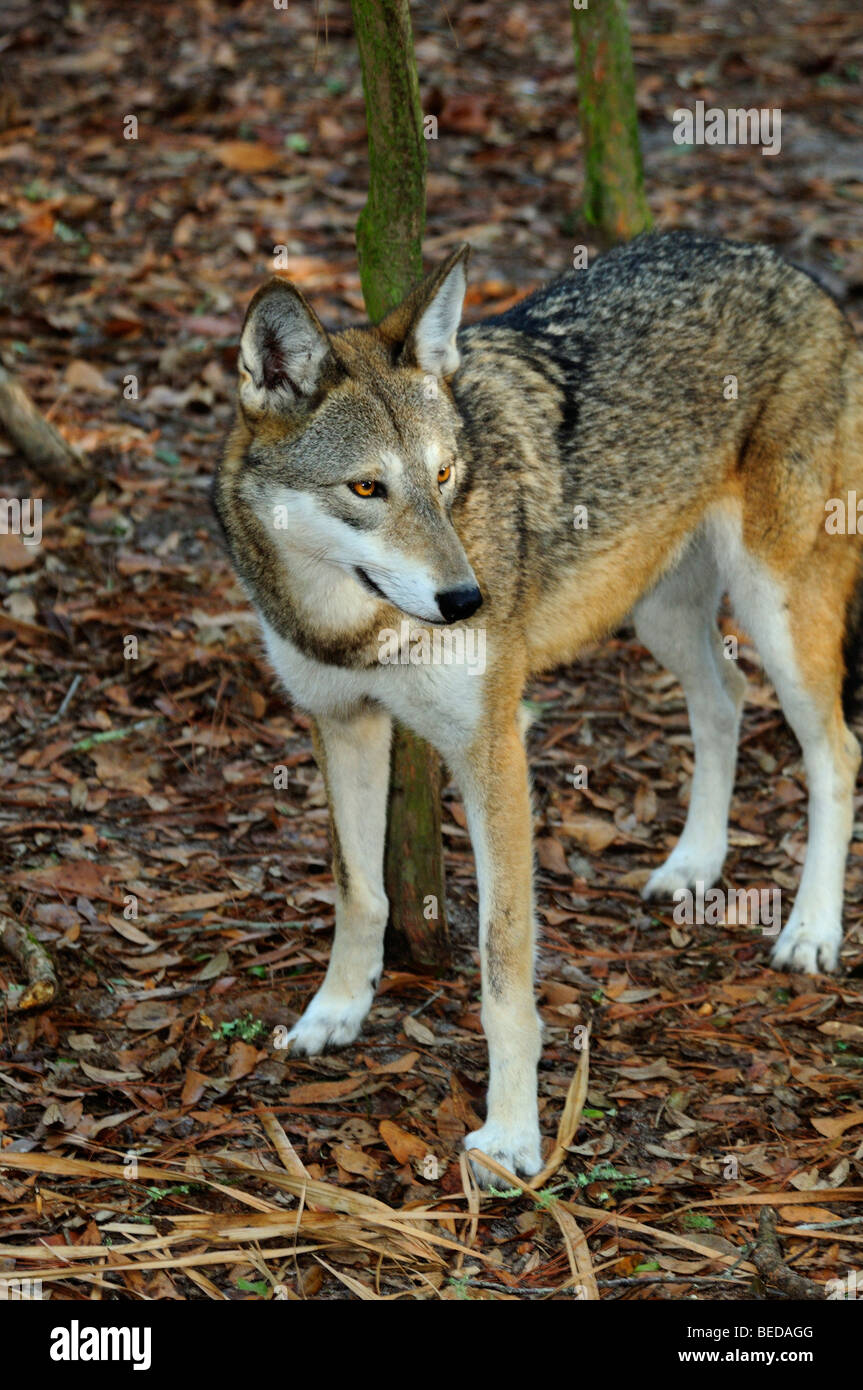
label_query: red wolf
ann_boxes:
[215,233,863,1181]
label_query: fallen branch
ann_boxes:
[0,362,87,487]
[752,1206,826,1300]
[0,916,57,1010]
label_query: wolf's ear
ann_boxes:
[380,244,470,378]
[238,279,338,416]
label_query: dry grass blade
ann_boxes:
[461,1149,524,1191]
[0,1147,478,1296]
[528,1028,590,1190]
[455,1149,481,1275]
[563,1200,758,1274]
[315,1256,382,1300]
[183,1268,229,1300]
[212,1156,486,1262]
[552,1205,599,1299]
[9,1245,330,1283]
[671,1187,863,1214]
[258,1109,314,1184]
[0,1149,280,1213]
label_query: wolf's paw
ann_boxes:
[286,989,372,1056]
[771,915,841,975]
[642,844,725,902]
[464,1122,543,1189]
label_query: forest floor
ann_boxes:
[1,0,862,1301]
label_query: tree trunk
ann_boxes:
[571,0,652,244]
[350,0,450,972]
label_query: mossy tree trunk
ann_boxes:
[350,0,450,971]
[571,0,652,243]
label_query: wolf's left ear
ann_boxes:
[238,278,339,418]
[381,244,470,379]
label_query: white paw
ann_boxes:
[771,915,841,975]
[286,989,373,1056]
[464,1122,543,1188]
[642,844,725,901]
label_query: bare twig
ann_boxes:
[0,915,58,1010]
[752,1206,826,1300]
[0,362,87,487]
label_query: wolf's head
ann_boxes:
[219,246,482,632]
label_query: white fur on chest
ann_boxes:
[259,615,487,759]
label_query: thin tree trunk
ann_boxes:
[350,0,450,971]
[351,0,427,318]
[571,0,652,244]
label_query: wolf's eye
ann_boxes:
[349,480,385,498]
[437,465,452,486]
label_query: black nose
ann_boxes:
[435,584,483,624]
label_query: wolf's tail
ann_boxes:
[842,553,863,721]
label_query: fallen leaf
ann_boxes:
[332,1143,381,1179]
[214,141,280,172]
[403,1014,436,1046]
[811,1110,863,1140]
[379,1120,428,1165]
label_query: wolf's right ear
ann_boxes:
[377,244,470,379]
[238,279,339,417]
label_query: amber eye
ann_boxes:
[350,480,378,497]
[437,464,452,486]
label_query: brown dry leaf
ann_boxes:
[108,916,159,948]
[159,891,236,912]
[0,533,41,571]
[64,359,114,394]
[367,1051,420,1075]
[214,141,280,172]
[286,1077,372,1105]
[811,1110,863,1140]
[817,1021,863,1042]
[634,783,657,823]
[379,1120,429,1165]
[14,860,121,900]
[403,1014,436,1046]
[227,1041,262,1080]
[332,1143,381,1180]
[125,1000,179,1031]
[79,1062,143,1084]
[181,1070,208,1107]
[560,815,617,853]
[193,951,230,981]
[535,835,570,876]
[777,1206,840,1224]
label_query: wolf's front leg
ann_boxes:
[287,707,392,1055]
[459,727,542,1185]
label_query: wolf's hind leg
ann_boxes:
[729,563,860,974]
[634,539,745,900]
[287,707,392,1054]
